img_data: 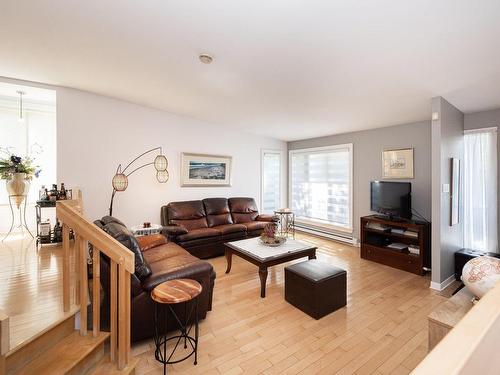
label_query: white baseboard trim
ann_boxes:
[295,226,358,246]
[430,274,456,291]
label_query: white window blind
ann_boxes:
[290,144,353,231]
[261,150,282,214]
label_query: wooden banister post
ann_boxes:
[75,234,80,306]
[125,272,131,363]
[62,224,71,312]
[79,237,88,336]
[92,248,100,337]
[110,261,117,362]
[118,264,127,369]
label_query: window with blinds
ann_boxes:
[290,144,353,231]
[261,150,282,214]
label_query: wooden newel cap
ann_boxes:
[151,279,202,304]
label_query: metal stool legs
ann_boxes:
[153,297,199,374]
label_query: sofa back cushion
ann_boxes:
[229,197,259,223]
[165,200,208,231]
[101,219,152,281]
[203,198,233,227]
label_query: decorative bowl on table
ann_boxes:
[259,234,287,247]
[462,256,500,299]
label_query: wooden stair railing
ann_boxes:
[0,309,9,374]
[56,199,135,370]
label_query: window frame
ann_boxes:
[260,149,284,214]
[288,143,354,233]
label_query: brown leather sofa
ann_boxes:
[161,197,277,258]
[94,216,216,342]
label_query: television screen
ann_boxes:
[370,181,412,219]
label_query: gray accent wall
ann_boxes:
[288,120,431,240]
[431,97,464,285]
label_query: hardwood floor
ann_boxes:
[0,233,77,353]
[133,234,446,375]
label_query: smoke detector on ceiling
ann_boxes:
[199,54,214,64]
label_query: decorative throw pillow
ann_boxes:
[136,234,167,252]
[103,221,152,281]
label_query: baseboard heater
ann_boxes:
[293,223,358,246]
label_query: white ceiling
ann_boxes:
[1,0,500,141]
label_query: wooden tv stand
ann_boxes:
[360,215,430,275]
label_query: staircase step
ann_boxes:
[6,314,76,375]
[16,331,109,375]
[88,356,138,375]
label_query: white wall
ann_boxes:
[57,87,287,225]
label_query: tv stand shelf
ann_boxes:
[360,215,430,275]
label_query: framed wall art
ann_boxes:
[180,153,232,187]
[382,148,414,179]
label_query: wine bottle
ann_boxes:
[39,185,46,200]
[50,184,58,202]
[53,221,62,242]
[59,183,67,200]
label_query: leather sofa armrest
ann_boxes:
[136,234,167,252]
[161,225,189,241]
[256,214,279,222]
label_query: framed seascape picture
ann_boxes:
[382,148,414,179]
[181,153,232,187]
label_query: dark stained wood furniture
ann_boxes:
[285,260,347,319]
[224,237,317,298]
[360,215,430,275]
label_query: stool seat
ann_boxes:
[286,259,346,282]
[151,279,202,304]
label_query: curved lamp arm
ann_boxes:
[109,147,167,216]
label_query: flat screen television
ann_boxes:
[370,181,412,220]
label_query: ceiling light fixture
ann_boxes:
[17,91,25,123]
[199,54,214,64]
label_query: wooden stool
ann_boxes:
[151,279,202,374]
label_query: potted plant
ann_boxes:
[0,151,41,208]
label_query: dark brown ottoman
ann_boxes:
[285,260,346,319]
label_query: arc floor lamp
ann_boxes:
[109,147,168,216]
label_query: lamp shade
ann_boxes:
[156,170,169,183]
[154,155,168,171]
[112,173,128,191]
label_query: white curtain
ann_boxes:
[464,129,497,252]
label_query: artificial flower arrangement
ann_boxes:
[0,149,41,180]
[260,222,287,246]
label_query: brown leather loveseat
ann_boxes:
[94,216,216,342]
[161,197,277,258]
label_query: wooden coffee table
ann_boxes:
[224,237,317,298]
